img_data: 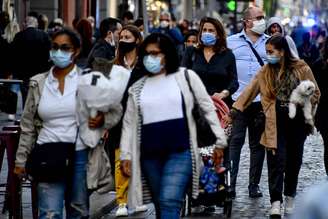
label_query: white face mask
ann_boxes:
[160,20,169,28]
[251,19,266,35]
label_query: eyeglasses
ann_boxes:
[51,43,74,52]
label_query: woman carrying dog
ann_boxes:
[230,34,320,217]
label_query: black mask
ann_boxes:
[118,41,137,53]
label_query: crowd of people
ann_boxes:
[0,5,327,219]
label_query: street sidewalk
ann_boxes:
[0,151,117,219]
[0,112,118,219]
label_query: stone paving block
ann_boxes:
[1,111,326,219]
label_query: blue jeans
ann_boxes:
[141,149,192,219]
[37,149,89,219]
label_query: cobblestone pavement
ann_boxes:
[1,109,326,219]
[104,132,327,219]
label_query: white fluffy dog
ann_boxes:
[288,80,316,126]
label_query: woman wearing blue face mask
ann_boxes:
[14,28,114,219]
[230,34,320,217]
[120,33,227,219]
[182,17,238,107]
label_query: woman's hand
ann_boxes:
[14,166,26,179]
[222,114,232,125]
[213,90,230,99]
[121,160,132,177]
[88,112,105,129]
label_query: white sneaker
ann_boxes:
[270,201,281,216]
[135,205,148,212]
[116,203,128,217]
[8,114,15,121]
[285,196,295,215]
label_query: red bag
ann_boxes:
[211,96,232,137]
[211,96,230,128]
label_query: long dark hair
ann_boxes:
[264,34,297,98]
[198,17,228,53]
[76,18,93,57]
[114,25,142,68]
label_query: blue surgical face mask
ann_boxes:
[143,55,163,74]
[201,32,217,46]
[267,54,280,65]
[50,50,73,68]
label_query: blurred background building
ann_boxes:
[1,0,328,33]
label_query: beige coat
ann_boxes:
[15,67,121,193]
[233,60,320,149]
[120,68,228,209]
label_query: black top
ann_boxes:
[0,36,10,78]
[312,58,328,131]
[181,46,239,99]
[297,43,320,68]
[87,38,116,68]
[11,27,51,81]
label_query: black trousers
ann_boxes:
[229,102,265,190]
[267,102,308,203]
[322,130,328,175]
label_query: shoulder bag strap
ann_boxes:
[241,35,264,66]
[184,68,197,102]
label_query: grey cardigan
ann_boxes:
[120,68,228,209]
[15,66,121,193]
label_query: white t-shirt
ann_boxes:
[140,73,183,125]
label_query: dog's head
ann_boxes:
[297,80,316,97]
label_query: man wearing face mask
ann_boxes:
[87,17,122,67]
[227,6,269,199]
[151,12,184,59]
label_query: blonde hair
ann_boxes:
[3,21,20,43]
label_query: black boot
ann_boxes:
[248,184,263,198]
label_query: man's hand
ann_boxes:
[88,112,105,129]
[121,160,131,177]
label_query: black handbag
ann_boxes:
[184,69,217,148]
[26,142,75,182]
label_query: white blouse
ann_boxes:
[37,66,85,150]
